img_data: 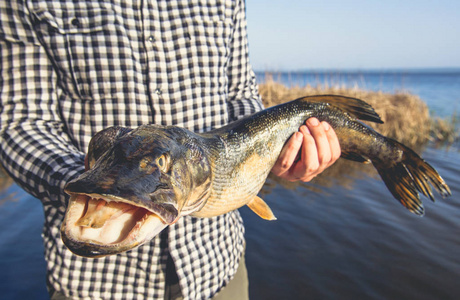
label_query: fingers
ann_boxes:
[271,118,341,182]
[271,131,303,177]
[290,120,323,182]
[305,118,341,169]
[324,121,341,163]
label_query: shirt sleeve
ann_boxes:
[226,0,264,121]
[0,2,85,207]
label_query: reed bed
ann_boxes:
[0,165,14,200]
[257,75,459,192]
[258,76,457,147]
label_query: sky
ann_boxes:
[245,0,460,71]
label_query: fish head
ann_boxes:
[61,125,212,257]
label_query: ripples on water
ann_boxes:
[2,148,457,300]
[243,147,460,299]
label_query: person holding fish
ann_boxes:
[0,0,340,299]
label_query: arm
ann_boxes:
[226,0,264,120]
[0,2,84,206]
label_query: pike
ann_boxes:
[62,95,451,257]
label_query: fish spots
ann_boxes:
[99,177,116,190]
[139,157,152,171]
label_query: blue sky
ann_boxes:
[246,0,460,70]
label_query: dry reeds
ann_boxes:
[0,165,14,198]
[257,74,459,192]
[258,75,457,148]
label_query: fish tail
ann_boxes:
[373,139,451,216]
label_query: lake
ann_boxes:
[1,70,459,299]
[256,69,460,118]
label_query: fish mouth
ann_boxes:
[61,193,172,258]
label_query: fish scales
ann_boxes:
[193,100,320,217]
[193,97,411,216]
[61,95,451,257]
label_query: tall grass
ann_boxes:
[258,75,459,191]
[258,76,458,148]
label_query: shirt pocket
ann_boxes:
[31,5,134,101]
[184,17,233,93]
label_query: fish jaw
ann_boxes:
[61,193,169,257]
[60,125,214,257]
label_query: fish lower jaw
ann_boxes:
[61,194,167,257]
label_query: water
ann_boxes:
[1,70,460,299]
[256,69,460,118]
[242,148,460,299]
[0,184,48,299]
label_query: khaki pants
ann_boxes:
[165,252,249,300]
[212,253,249,300]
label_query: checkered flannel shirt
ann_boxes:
[0,0,263,299]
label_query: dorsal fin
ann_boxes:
[247,196,277,220]
[297,95,384,124]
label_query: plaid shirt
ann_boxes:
[0,0,263,299]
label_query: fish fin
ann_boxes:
[247,196,277,220]
[373,139,451,216]
[299,95,384,124]
[341,151,371,163]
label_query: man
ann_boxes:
[0,0,340,299]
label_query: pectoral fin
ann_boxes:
[247,196,277,220]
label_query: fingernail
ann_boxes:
[295,132,303,142]
[300,126,310,136]
[322,122,330,131]
[307,118,319,126]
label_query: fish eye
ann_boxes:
[156,154,169,172]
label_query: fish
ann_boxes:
[61,95,451,257]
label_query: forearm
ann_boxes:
[0,120,84,205]
[0,3,84,206]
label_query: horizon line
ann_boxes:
[254,67,460,74]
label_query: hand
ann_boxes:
[271,118,341,182]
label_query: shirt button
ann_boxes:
[154,88,162,95]
[71,17,80,27]
[148,35,155,43]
